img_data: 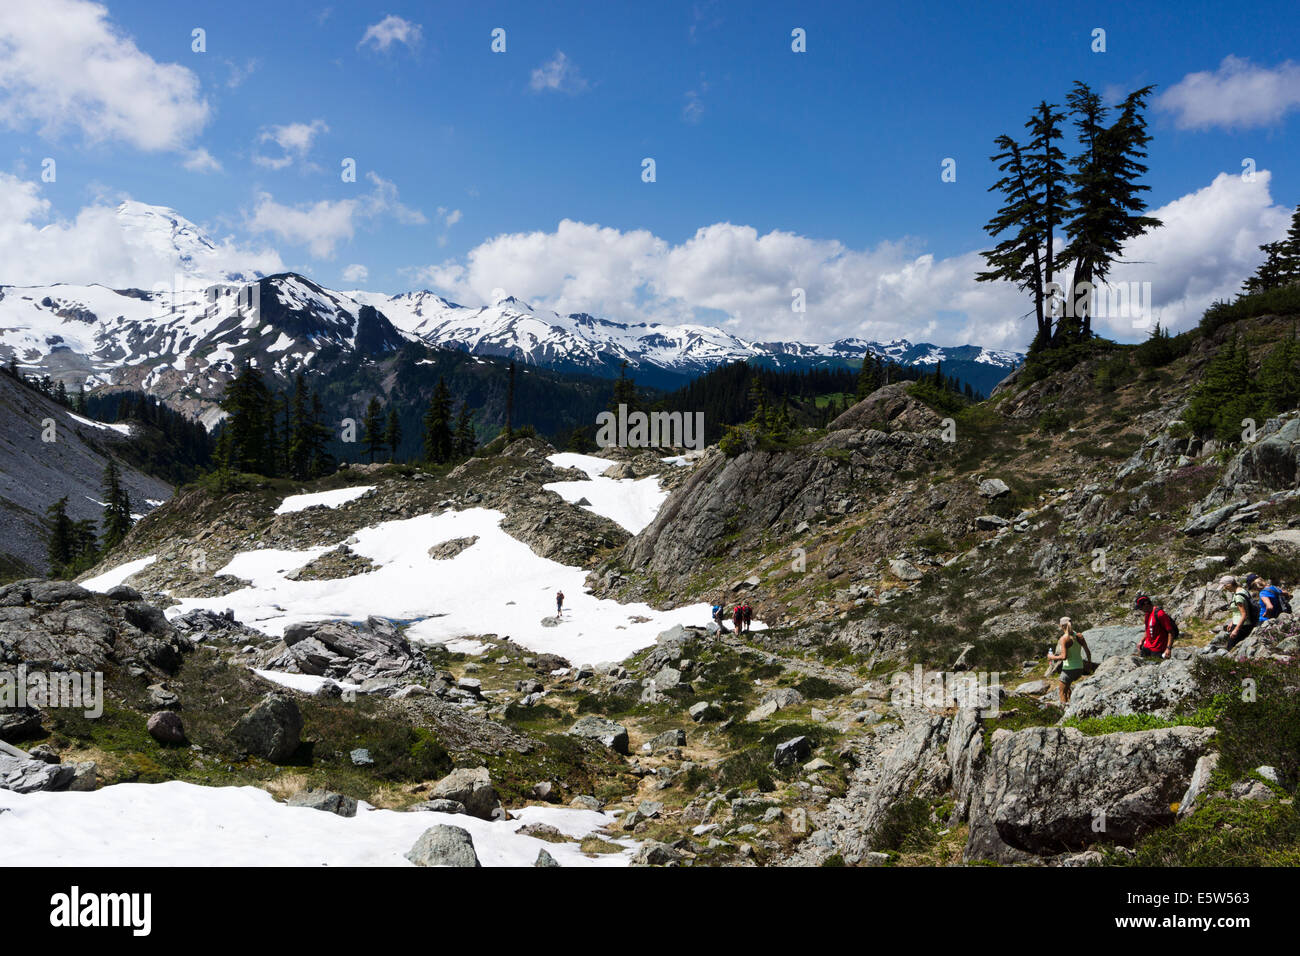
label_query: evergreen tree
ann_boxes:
[307,391,335,478]
[1185,336,1256,441]
[504,361,516,442]
[384,407,402,463]
[608,360,640,414]
[218,363,276,474]
[100,457,133,550]
[454,402,476,458]
[423,378,454,463]
[362,397,385,463]
[1259,328,1300,416]
[45,497,75,570]
[288,374,312,479]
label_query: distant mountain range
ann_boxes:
[0,202,1023,422]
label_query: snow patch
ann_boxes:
[274,485,374,515]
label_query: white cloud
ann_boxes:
[0,0,209,152]
[530,51,587,94]
[409,173,1292,350]
[182,148,222,173]
[0,173,282,287]
[342,263,368,284]
[254,119,329,170]
[437,206,462,227]
[358,15,422,53]
[1158,56,1300,130]
[246,171,425,258]
[683,89,705,124]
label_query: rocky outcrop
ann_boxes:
[261,616,430,687]
[964,725,1215,862]
[429,767,502,820]
[1062,656,1198,721]
[0,580,191,674]
[620,417,944,594]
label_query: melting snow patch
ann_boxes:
[68,413,131,436]
[543,475,666,534]
[252,669,361,695]
[168,508,713,662]
[274,485,374,515]
[0,782,635,867]
[81,555,157,592]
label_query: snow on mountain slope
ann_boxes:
[0,198,1021,420]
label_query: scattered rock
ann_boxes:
[405,825,481,867]
[287,788,358,817]
[146,710,186,744]
[230,693,302,763]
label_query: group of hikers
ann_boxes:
[1048,573,1293,704]
[712,600,755,633]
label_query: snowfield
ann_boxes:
[166,507,712,663]
[0,781,635,867]
[82,555,157,592]
[274,485,374,515]
[543,452,669,534]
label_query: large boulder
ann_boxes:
[230,693,302,763]
[0,752,79,793]
[1075,625,1144,662]
[287,788,358,817]
[429,767,502,820]
[1062,655,1198,721]
[964,725,1215,862]
[856,716,954,848]
[146,710,186,744]
[405,825,481,867]
[567,715,629,754]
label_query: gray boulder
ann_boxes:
[405,825,481,867]
[429,767,502,820]
[146,710,186,744]
[0,753,77,793]
[965,725,1215,862]
[774,735,812,768]
[978,478,1010,498]
[287,788,358,817]
[568,715,629,754]
[534,848,561,867]
[230,693,302,763]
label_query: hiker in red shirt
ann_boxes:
[1133,595,1178,660]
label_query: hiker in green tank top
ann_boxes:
[1047,616,1092,705]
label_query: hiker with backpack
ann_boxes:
[742,603,753,633]
[732,604,744,633]
[1133,595,1178,660]
[1047,617,1092,704]
[1212,575,1257,649]
[1255,575,1293,621]
[555,591,564,616]
[711,601,729,633]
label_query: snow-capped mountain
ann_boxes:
[352,289,1023,393]
[0,201,1022,421]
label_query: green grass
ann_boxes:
[1129,798,1300,866]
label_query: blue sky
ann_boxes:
[2,0,1299,348]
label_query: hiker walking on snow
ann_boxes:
[1133,595,1178,660]
[742,603,753,633]
[732,604,744,633]
[1212,575,1257,650]
[711,601,729,633]
[1047,617,1091,705]
[556,591,564,616]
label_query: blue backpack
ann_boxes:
[1261,586,1291,618]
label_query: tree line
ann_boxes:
[45,458,134,578]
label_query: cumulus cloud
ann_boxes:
[0,173,282,287]
[342,263,368,284]
[530,51,587,94]
[409,173,1292,349]
[246,171,425,258]
[0,0,209,152]
[182,148,222,173]
[254,119,329,170]
[1158,56,1300,130]
[359,15,422,53]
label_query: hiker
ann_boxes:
[711,602,729,633]
[555,591,564,616]
[1256,575,1293,621]
[742,603,753,633]
[1047,616,1091,705]
[1133,595,1178,660]
[732,604,744,633]
[1213,575,1257,649]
